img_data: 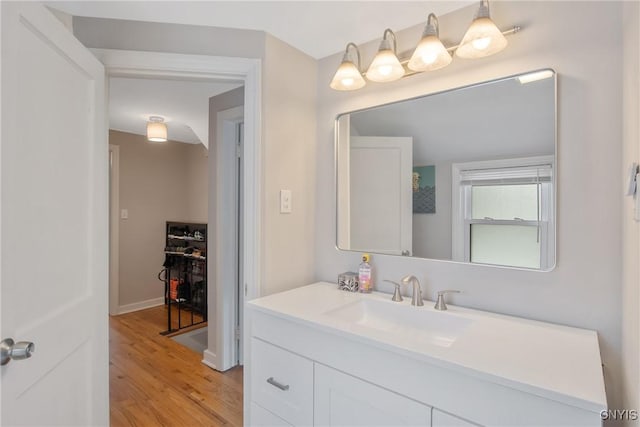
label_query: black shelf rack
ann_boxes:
[159,221,207,335]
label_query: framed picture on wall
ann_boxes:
[413,165,436,214]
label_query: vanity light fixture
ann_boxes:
[147,116,167,142]
[517,69,554,84]
[455,0,508,59]
[408,13,452,72]
[366,29,405,83]
[329,0,520,91]
[330,43,366,91]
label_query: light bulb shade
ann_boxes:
[408,35,452,72]
[366,49,405,82]
[147,120,167,142]
[456,17,507,58]
[330,60,366,91]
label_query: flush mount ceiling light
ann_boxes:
[330,43,366,91]
[329,1,520,91]
[408,13,452,72]
[147,116,167,142]
[455,0,508,59]
[366,29,405,83]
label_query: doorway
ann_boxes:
[98,48,262,422]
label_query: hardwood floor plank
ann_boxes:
[110,305,243,427]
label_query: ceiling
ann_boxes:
[349,74,555,163]
[50,1,475,147]
[109,77,241,146]
[48,1,473,59]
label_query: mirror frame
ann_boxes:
[334,69,558,271]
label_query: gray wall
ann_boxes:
[316,1,624,408]
[622,0,640,413]
[110,130,207,308]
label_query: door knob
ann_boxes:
[1,338,35,365]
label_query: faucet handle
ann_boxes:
[383,280,403,302]
[434,290,461,311]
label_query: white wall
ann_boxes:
[261,33,318,295]
[622,0,640,416]
[316,1,624,408]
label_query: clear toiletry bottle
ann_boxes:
[358,253,373,293]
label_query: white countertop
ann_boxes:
[248,282,607,413]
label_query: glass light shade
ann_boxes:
[330,60,366,91]
[455,17,507,59]
[408,35,452,72]
[147,120,167,142]
[366,49,405,82]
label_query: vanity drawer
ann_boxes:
[251,338,313,426]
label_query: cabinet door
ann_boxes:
[314,364,431,426]
[432,409,480,427]
[250,402,293,427]
[251,338,314,426]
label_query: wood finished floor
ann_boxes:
[110,305,243,426]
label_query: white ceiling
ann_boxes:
[108,77,241,146]
[349,74,555,163]
[48,1,473,59]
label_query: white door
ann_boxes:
[349,136,413,255]
[1,3,108,426]
[314,364,431,426]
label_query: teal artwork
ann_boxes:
[413,165,436,214]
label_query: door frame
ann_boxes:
[212,106,244,371]
[94,49,262,367]
[108,144,120,316]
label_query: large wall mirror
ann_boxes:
[336,69,556,270]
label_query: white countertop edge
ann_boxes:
[247,282,607,413]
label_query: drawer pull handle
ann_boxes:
[266,377,290,391]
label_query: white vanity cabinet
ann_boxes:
[314,364,431,426]
[248,283,607,427]
[431,410,479,427]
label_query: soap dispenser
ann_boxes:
[358,254,373,293]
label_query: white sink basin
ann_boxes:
[323,299,472,348]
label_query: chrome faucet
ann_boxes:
[434,290,461,311]
[401,275,424,306]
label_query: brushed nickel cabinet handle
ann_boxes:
[266,377,290,391]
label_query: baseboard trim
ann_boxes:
[202,349,218,371]
[117,297,164,315]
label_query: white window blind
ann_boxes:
[459,164,552,186]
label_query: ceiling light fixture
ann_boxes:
[147,116,167,142]
[366,29,405,83]
[330,1,520,91]
[408,13,452,72]
[455,0,508,59]
[330,43,366,91]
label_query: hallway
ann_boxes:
[109,307,243,426]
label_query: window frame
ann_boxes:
[451,156,555,270]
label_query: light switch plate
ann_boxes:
[280,190,292,214]
[121,209,128,219]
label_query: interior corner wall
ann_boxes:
[315,1,624,409]
[110,130,206,309]
[262,33,317,296]
[207,86,244,359]
[622,0,640,414]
